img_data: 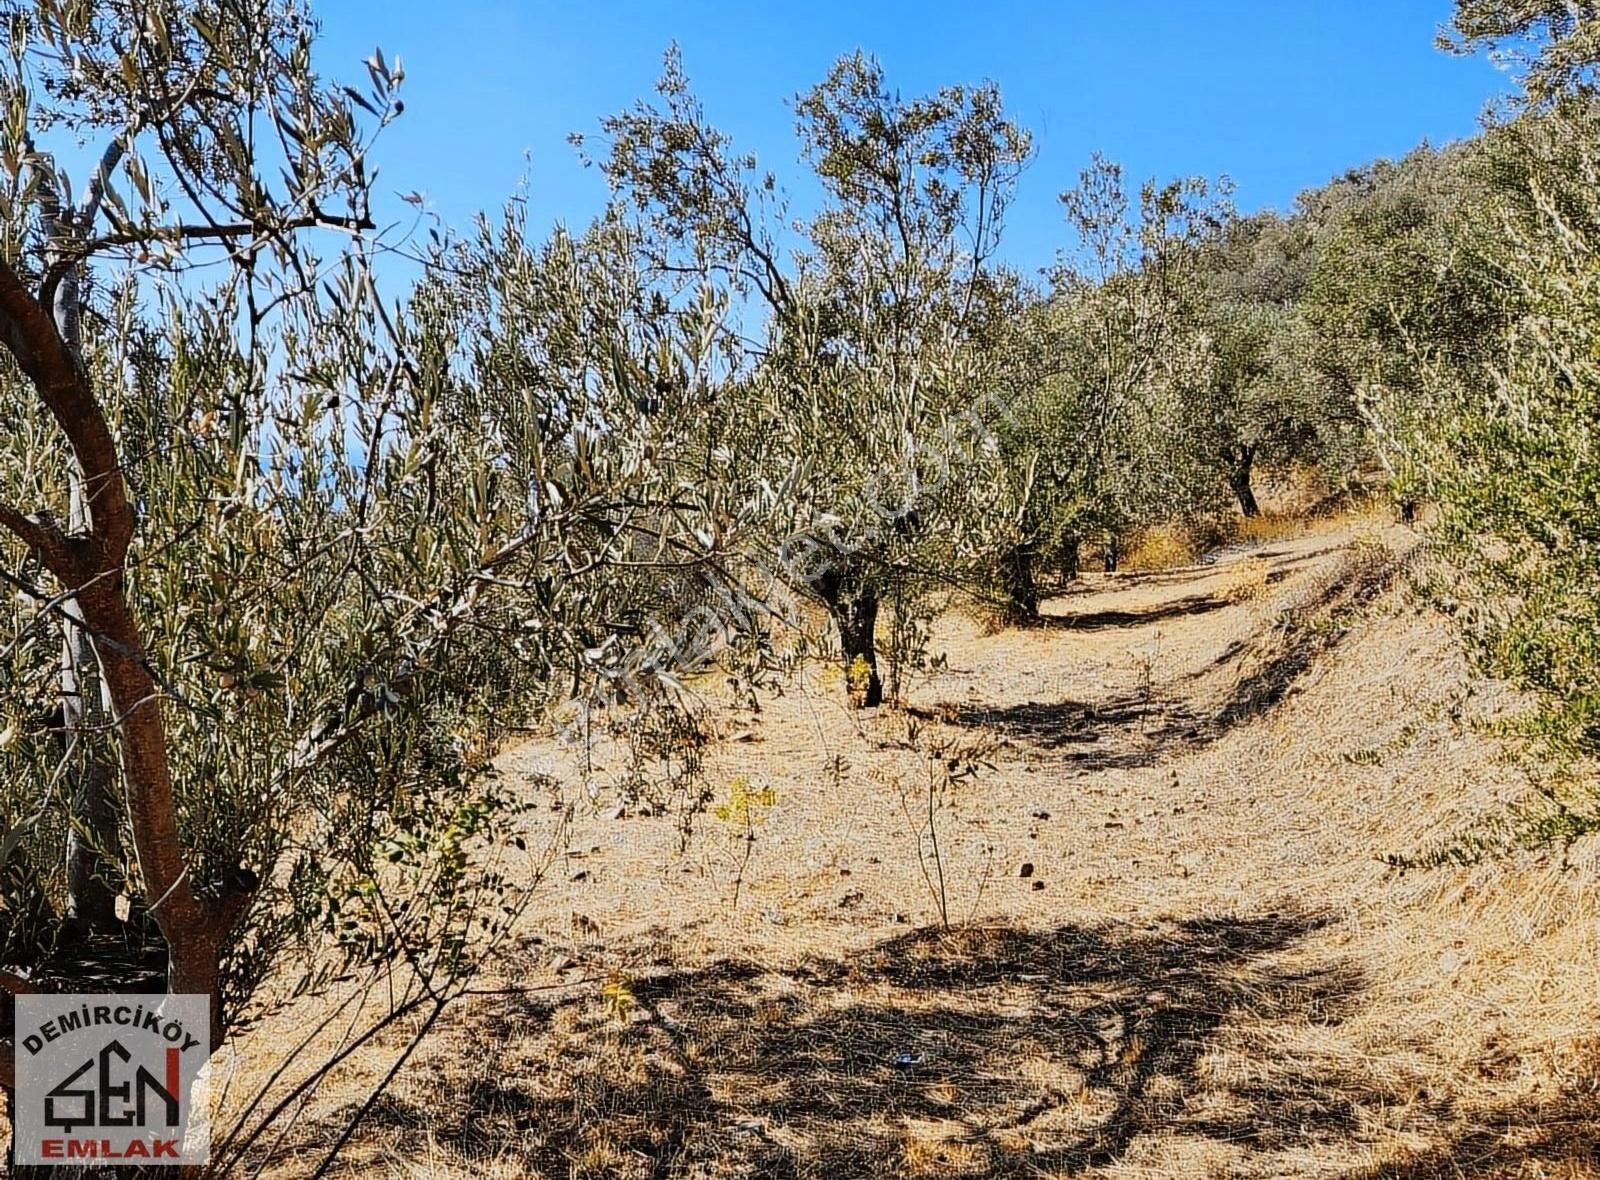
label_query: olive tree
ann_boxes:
[1372,104,1600,787]
[590,49,1032,705]
[996,157,1222,610]
[0,3,739,1124]
[0,0,416,1062]
[1191,211,1331,516]
[1443,0,1600,103]
[1296,144,1502,515]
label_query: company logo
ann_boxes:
[13,994,210,1166]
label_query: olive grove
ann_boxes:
[0,0,1596,1164]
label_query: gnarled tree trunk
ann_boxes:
[817,563,883,708]
[1003,539,1039,624]
[1227,443,1260,518]
[1059,535,1080,586]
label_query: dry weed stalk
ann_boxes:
[894,713,997,930]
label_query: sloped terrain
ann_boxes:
[245,519,1600,1179]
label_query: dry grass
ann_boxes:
[1114,493,1390,578]
[1122,525,1204,572]
[216,518,1600,1179]
[1234,511,1318,546]
[1218,554,1273,603]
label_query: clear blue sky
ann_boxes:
[314,1,1511,272]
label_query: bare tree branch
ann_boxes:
[38,211,378,310]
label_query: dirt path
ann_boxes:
[266,519,1600,1179]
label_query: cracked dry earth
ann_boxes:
[257,519,1600,1180]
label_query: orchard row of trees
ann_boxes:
[0,0,1594,1140]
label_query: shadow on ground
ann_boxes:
[1036,591,1232,632]
[921,549,1402,767]
[910,693,1201,769]
[298,911,1407,1178]
[1333,1082,1600,1180]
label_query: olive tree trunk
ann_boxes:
[1003,539,1040,624]
[816,564,883,708]
[1228,443,1261,518]
[1059,535,1081,585]
[0,257,253,1051]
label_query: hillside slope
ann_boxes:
[251,518,1600,1179]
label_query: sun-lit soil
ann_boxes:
[239,514,1600,1179]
